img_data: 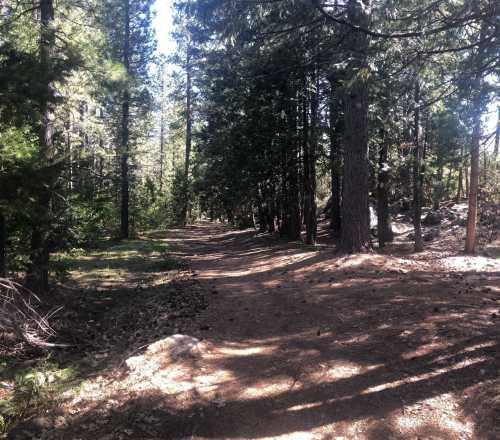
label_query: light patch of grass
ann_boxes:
[54,236,179,286]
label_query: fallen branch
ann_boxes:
[0,278,61,347]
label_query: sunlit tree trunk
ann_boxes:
[181,46,192,225]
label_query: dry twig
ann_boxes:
[0,278,60,347]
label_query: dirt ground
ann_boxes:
[9,222,500,440]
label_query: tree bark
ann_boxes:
[120,0,130,239]
[377,128,393,247]
[412,79,424,252]
[465,113,481,253]
[465,19,487,254]
[267,194,276,233]
[0,212,6,277]
[181,46,192,225]
[456,145,464,202]
[328,76,342,237]
[26,0,55,292]
[159,64,166,191]
[465,160,469,196]
[283,87,301,240]
[303,74,318,245]
[494,106,499,160]
[340,0,371,253]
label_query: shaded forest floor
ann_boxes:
[5,221,500,440]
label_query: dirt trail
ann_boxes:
[12,223,500,440]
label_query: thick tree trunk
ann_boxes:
[340,0,371,253]
[377,128,393,247]
[26,0,54,292]
[328,78,342,237]
[120,0,130,239]
[181,47,192,225]
[412,79,424,252]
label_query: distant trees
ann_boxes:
[0,0,157,291]
[169,0,499,252]
[99,0,156,239]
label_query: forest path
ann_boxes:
[154,223,500,440]
[14,223,500,440]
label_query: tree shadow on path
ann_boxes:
[12,223,500,440]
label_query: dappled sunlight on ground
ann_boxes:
[64,237,177,288]
[12,222,500,439]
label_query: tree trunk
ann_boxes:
[494,106,499,160]
[456,166,463,202]
[285,88,301,240]
[26,0,54,292]
[266,183,276,233]
[159,64,166,191]
[328,76,342,237]
[465,19,487,254]
[465,114,481,253]
[482,145,488,185]
[465,161,469,196]
[412,79,424,252]
[340,0,371,253]
[377,128,393,247]
[456,145,465,202]
[303,75,318,245]
[66,115,74,192]
[267,196,276,233]
[0,212,6,277]
[120,0,130,239]
[181,46,192,225]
